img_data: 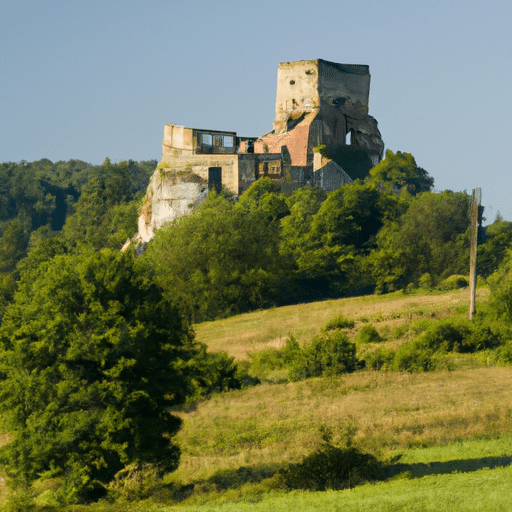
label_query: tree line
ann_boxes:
[0,158,156,318]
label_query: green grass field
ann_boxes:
[4,287,512,512]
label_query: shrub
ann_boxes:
[107,463,164,502]
[499,340,512,365]
[277,444,380,491]
[188,345,246,398]
[418,273,433,290]
[392,325,407,339]
[417,320,469,353]
[249,332,357,383]
[289,331,357,380]
[462,324,502,352]
[437,274,468,290]
[364,348,395,371]
[408,317,436,335]
[392,340,433,372]
[322,314,355,331]
[249,336,301,382]
[355,324,383,344]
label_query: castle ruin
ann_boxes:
[138,59,384,242]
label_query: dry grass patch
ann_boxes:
[171,366,512,486]
[194,288,489,360]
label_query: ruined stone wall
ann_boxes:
[164,154,239,194]
[162,124,195,160]
[317,60,370,111]
[273,60,321,134]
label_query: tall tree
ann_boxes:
[63,158,137,250]
[0,249,197,503]
[283,182,383,297]
[143,184,290,321]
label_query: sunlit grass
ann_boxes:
[170,366,512,489]
[194,288,489,360]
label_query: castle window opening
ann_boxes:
[290,80,295,85]
[223,136,234,148]
[346,130,352,146]
[213,134,223,147]
[200,133,212,145]
[269,161,281,176]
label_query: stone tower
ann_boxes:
[269,59,383,178]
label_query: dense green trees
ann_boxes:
[477,218,512,278]
[62,158,138,250]
[3,153,508,328]
[368,191,471,292]
[0,248,197,502]
[143,184,291,321]
[140,166,510,320]
[0,158,154,322]
[369,150,434,195]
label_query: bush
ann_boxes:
[355,324,383,344]
[107,463,164,502]
[392,340,433,372]
[499,340,512,365]
[249,332,357,383]
[364,348,395,370]
[289,331,357,380]
[277,444,380,491]
[322,314,355,331]
[408,318,436,335]
[188,345,246,398]
[392,325,407,339]
[437,274,468,290]
[462,324,502,352]
[417,320,469,353]
[391,317,500,373]
[418,273,433,290]
[248,336,301,382]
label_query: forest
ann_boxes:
[1,151,512,509]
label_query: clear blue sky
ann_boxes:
[2,0,511,222]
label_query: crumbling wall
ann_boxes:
[269,59,383,181]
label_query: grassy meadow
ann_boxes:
[194,288,488,359]
[4,286,512,511]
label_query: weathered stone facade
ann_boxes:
[137,59,384,242]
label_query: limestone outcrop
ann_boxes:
[137,167,208,243]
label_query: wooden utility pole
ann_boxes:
[468,188,481,320]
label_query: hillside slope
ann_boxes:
[195,288,489,359]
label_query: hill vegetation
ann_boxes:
[1,151,512,510]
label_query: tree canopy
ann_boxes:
[0,248,197,502]
[370,150,434,195]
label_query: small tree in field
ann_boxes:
[0,248,197,503]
